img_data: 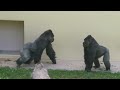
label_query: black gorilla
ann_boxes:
[83,35,110,72]
[16,29,56,67]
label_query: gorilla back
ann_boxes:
[16,29,56,67]
[83,35,110,72]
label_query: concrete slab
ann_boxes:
[0,59,120,73]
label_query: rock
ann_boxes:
[32,63,50,79]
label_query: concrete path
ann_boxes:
[0,59,120,73]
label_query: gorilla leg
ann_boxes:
[85,62,93,72]
[24,58,33,64]
[85,58,94,72]
[16,57,22,68]
[16,49,32,67]
[103,49,110,70]
[24,52,34,64]
[33,49,45,64]
[93,59,100,68]
[33,53,42,64]
[34,57,41,64]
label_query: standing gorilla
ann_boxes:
[16,29,56,67]
[83,35,110,72]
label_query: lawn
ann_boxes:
[0,67,120,79]
[48,69,120,79]
[0,67,32,79]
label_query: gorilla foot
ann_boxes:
[85,68,91,72]
[93,66,100,69]
[34,60,41,64]
[17,65,21,68]
[106,68,110,71]
[53,62,56,64]
[85,70,91,72]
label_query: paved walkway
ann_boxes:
[0,60,120,73]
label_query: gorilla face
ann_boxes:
[83,41,90,47]
[49,35,54,43]
[45,29,54,43]
[83,35,92,48]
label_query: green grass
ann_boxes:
[0,67,120,79]
[48,70,120,79]
[0,67,32,79]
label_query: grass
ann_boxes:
[48,69,120,79]
[0,67,32,79]
[0,67,120,79]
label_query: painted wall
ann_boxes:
[0,20,24,51]
[0,11,120,61]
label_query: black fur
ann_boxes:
[83,35,110,72]
[46,43,56,64]
[16,29,56,67]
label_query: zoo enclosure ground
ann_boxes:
[0,57,120,73]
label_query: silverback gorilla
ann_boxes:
[83,35,110,72]
[16,29,56,67]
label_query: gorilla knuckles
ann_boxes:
[83,35,111,72]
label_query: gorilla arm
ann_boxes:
[46,43,56,64]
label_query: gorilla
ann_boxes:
[16,29,56,67]
[83,35,110,72]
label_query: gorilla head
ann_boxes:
[83,35,98,48]
[39,29,54,43]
